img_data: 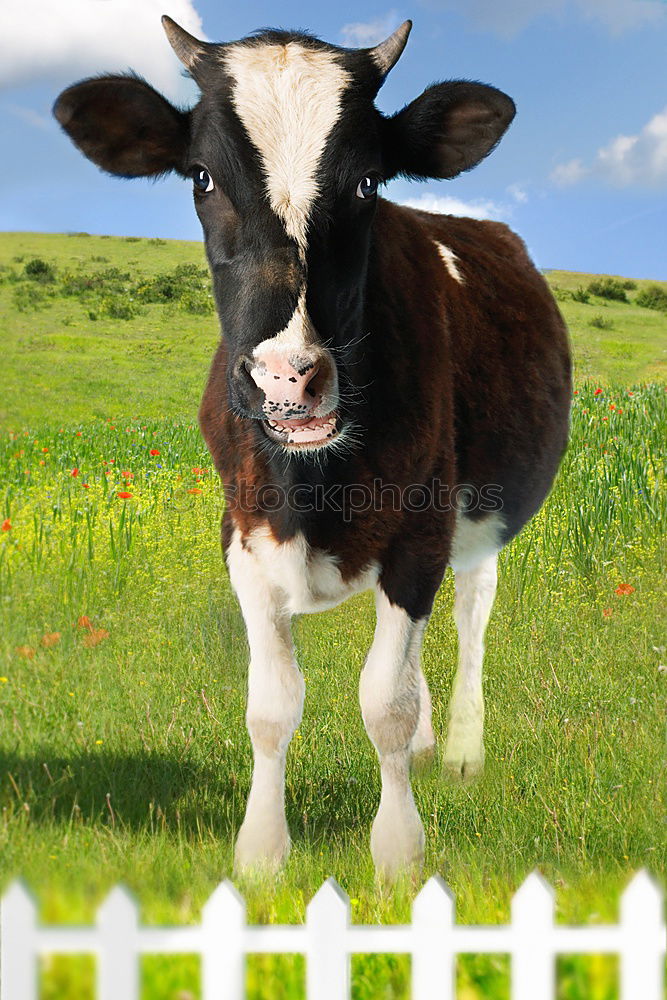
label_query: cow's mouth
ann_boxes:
[262,411,339,449]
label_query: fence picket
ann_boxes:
[511,871,555,1000]
[620,870,664,1000]
[97,886,139,1000]
[412,876,455,1000]
[306,878,350,999]
[0,881,38,1000]
[0,870,663,1000]
[201,880,246,1000]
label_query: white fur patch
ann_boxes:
[224,43,351,254]
[449,512,504,572]
[434,241,464,284]
[240,525,378,615]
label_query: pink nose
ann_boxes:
[250,353,321,419]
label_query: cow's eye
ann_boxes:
[356,175,378,200]
[192,166,214,194]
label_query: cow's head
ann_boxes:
[54,18,514,455]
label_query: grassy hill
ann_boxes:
[1,232,665,429]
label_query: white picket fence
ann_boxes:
[1,871,664,1000]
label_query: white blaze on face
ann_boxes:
[223,42,351,256]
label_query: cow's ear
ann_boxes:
[382,81,515,181]
[53,75,190,178]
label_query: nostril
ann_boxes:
[305,364,327,400]
[302,363,321,398]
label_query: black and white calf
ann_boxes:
[54,18,571,877]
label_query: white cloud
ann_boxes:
[507,183,528,203]
[428,0,665,37]
[550,158,589,186]
[340,11,401,48]
[397,192,511,220]
[552,107,667,188]
[0,0,205,100]
[5,103,51,130]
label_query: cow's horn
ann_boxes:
[162,15,206,70]
[369,20,412,76]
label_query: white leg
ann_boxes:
[444,554,498,781]
[359,589,426,878]
[227,531,304,872]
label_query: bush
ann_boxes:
[101,295,139,320]
[24,257,56,283]
[179,288,215,315]
[61,267,130,299]
[636,284,667,312]
[587,278,628,302]
[135,264,211,310]
[621,279,637,290]
[571,287,590,304]
[589,314,614,330]
[13,284,52,311]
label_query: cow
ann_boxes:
[54,16,571,878]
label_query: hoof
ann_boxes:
[234,820,291,875]
[442,742,484,783]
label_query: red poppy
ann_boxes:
[77,616,93,630]
[42,447,48,453]
[121,471,133,479]
[71,468,79,477]
[82,483,90,489]
[602,608,613,618]
[609,404,615,410]
[615,583,635,596]
[618,408,623,414]
[594,388,603,396]
[117,491,133,499]
[150,449,160,456]
[187,488,203,495]
[76,431,82,437]
[2,519,11,532]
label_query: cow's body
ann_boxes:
[202,200,570,611]
[54,19,571,877]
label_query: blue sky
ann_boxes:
[1,0,666,278]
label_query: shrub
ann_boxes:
[636,284,667,312]
[13,284,52,311]
[101,295,139,320]
[61,267,130,298]
[571,287,590,304]
[179,288,215,314]
[589,314,614,330]
[24,257,56,283]
[135,264,211,310]
[587,277,628,302]
[621,279,637,290]
[551,287,571,302]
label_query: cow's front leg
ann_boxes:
[227,533,304,872]
[359,589,427,878]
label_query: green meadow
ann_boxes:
[0,232,666,999]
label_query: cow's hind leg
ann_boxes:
[359,589,426,878]
[443,553,498,781]
[227,534,304,872]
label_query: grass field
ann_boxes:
[1,233,666,999]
